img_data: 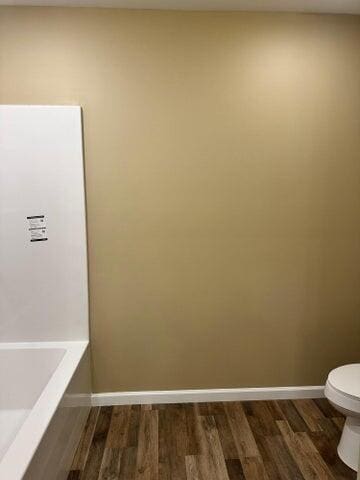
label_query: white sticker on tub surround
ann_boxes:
[27,215,48,243]
[0,106,89,341]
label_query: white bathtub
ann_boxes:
[0,341,91,480]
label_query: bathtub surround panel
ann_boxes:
[1,10,360,391]
[0,106,88,342]
[0,106,91,478]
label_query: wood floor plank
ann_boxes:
[264,434,304,480]
[206,402,226,416]
[80,406,113,480]
[248,420,286,479]
[71,407,100,471]
[68,399,353,480]
[245,401,281,436]
[225,459,246,480]
[214,411,238,460]
[311,417,356,479]
[127,406,141,448]
[106,406,132,449]
[67,471,81,480]
[158,461,171,480]
[184,404,202,456]
[314,398,343,420]
[293,399,326,432]
[243,403,283,479]
[158,407,171,479]
[198,403,210,416]
[185,455,202,480]
[265,401,286,422]
[135,409,159,480]
[119,447,138,480]
[297,431,338,479]
[141,405,153,411]
[97,447,122,480]
[169,404,188,457]
[277,419,336,480]
[333,416,345,431]
[196,453,218,480]
[224,402,269,479]
[198,415,230,480]
[166,407,187,480]
[277,400,309,433]
[249,433,283,479]
[310,431,356,480]
[241,456,271,480]
[318,417,340,436]
[225,402,260,458]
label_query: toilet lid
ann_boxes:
[328,364,360,399]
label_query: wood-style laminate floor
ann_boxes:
[67,399,356,480]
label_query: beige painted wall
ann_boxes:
[1,8,360,393]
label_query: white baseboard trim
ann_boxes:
[91,385,325,407]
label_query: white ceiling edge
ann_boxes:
[0,0,360,14]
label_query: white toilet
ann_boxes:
[325,364,360,471]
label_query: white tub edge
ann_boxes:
[0,340,89,480]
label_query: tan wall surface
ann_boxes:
[1,8,360,392]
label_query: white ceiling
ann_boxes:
[1,0,360,14]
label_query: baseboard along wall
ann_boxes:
[91,385,325,407]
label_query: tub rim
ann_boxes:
[0,340,89,480]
